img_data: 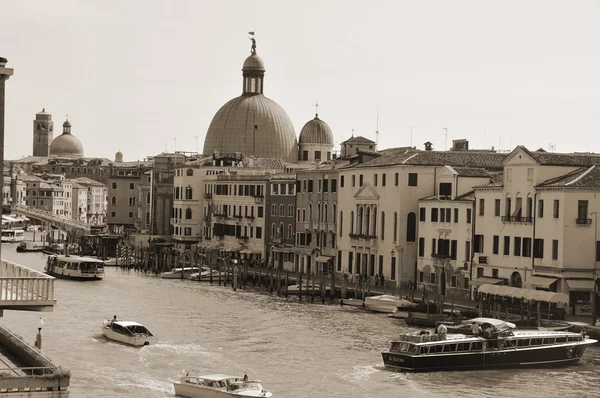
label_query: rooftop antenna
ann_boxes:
[314,101,320,118]
[443,128,448,151]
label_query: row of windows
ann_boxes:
[297,178,338,194]
[213,223,262,239]
[210,205,264,219]
[296,231,335,249]
[110,196,136,206]
[271,183,296,196]
[478,198,563,219]
[175,168,195,177]
[300,150,332,161]
[213,184,265,197]
[271,204,295,217]
[296,203,337,223]
[109,211,135,218]
[111,182,136,190]
[271,223,293,239]
[340,210,417,242]
[174,186,193,200]
[475,235,552,259]
[174,226,193,236]
[420,207,472,224]
[340,172,418,189]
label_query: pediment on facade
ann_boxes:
[503,147,537,166]
[437,166,457,178]
[353,183,380,200]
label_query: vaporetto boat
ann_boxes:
[45,255,105,281]
[381,318,596,371]
[173,373,272,397]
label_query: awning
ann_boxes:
[566,279,594,291]
[315,255,333,263]
[272,247,293,253]
[239,249,252,254]
[525,276,557,289]
[470,277,504,286]
[477,284,569,304]
[2,215,18,222]
[222,243,242,252]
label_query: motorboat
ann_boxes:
[364,294,405,313]
[381,317,597,371]
[286,282,329,295]
[405,310,465,327]
[161,267,202,279]
[45,255,105,281]
[188,267,231,282]
[341,298,365,307]
[173,373,272,397]
[16,242,44,253]
[101,319,158,347]
[41,244,63,255]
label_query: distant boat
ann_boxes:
[45,255,105,281]
[364,295,405,313]
[101,319,157,347]
[286,282,329,295]
[16,242,44,253]
[173,373,272,398]
[188,267,232,282]
[1,229,24,243]
[161,267,202,279]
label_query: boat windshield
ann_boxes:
[228,381,263,391]
[125,325,151,335]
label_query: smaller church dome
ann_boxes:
[243,54,265,71]
[115,150,123,163]
[299,116,334,145]
[50,134,84,157]
[63,120,71,128]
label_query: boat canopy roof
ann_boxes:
[113,321,144,328]
[462,317,516,331]
[199,374,238,381]
[478,284,569,304]
[54,255,105,263]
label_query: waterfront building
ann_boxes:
[267,174,296,269]
[32,108,54,157]
[71,177,107,225]
[106,158,154,234]
[70,181,88,223]
[21,174,67,216]
[336,141,505,285]
[473,146,600,315]
[2,167,26,206]
[172,160,204,250]
[202,39,298,163]
[59,179,73,219]
[148,152,186,236]
[416,166,501,299]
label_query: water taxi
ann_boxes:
[173,374,272,397]
[45,255,105,281]
[161,266,202,279]
[364,295,406,313]
[101,319,157,347]
[382,317,596,371]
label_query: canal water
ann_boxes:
[2,246,600,398]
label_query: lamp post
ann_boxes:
[391,246,403,296]
[35,317,44,350]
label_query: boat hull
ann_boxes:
[101,326,158,347]
[173,382,272,398]
[382,342,593,372]
[45,269,103,281]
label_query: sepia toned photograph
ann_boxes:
[1,1,600,397]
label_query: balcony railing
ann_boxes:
[576,218,592,225]
[0,260,56,310]
[232,214,243,219]
[253,195,264,204]
[349,234,377,248]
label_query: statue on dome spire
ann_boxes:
[248,31,256,54]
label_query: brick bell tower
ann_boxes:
[33,108,54,157]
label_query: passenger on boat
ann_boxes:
[243,375,248,382]
[483,323,494,339]
[471,322,482,336]
[437,324,447,339]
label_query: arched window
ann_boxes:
[309,203,313,221]
[146,212,150,224]
[393,212,398,241]
[272,204,277,215]
[357,207,363,235]
[372,207,377,237]
[186,168,193,176]
[272,223,276,237]
[333,204,337,224]
[111,196,116,205]
[365,207,371,236]
[317,203,321,222]
[186,208,192,219]
[146,192,151,204]
[339,211,343,236]
[288,204,293,217]
[324,204,328,222]
[279,222,284,237]
[288,224,293,239]
[280,204,285,216]
[175,187,180,200]
[185,186,193,200]
[406,212,416,242]
[381,212,385,240]
[350,211,354,234]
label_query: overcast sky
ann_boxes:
[2,0,600,161]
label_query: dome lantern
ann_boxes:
[242,36,265,95]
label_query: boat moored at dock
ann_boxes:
[173,374,272,397]
[45,255,105,281]
[382,318,596,372]
[161,266,202,279]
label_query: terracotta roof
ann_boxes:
[342,135,375,144]
[71,177,105,186]
[513,146,600,166]
[536,166,600,188]
[452,167,495,177]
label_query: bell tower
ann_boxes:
[33,108,53,157]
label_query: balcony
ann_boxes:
[312,222,320,230]
[272,237,282,244]
[203,193,213,199]
[237,235,249,243]
[349,234,377,249]
[246,215,255,220]
[576,218,592,225]
[0,260,56,311]
[253,195,264,204]
[232,214,243,220]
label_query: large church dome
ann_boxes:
[203,43,298,163]
[49,119,84,157]
[299,115,334,145]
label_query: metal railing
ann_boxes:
[11,204,96,233]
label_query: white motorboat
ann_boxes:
[286,282,329,295]
[45,255,105,281]
[101,319,158,346]
[188,267,231,281]
[364,294,403,313]
[341,298,365,307]
[173,374,272,397]
[161,267,202,279]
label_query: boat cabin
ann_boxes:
[109,321,153,336]
[1,229,25,242]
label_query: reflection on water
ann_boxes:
[1,248,600,397]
